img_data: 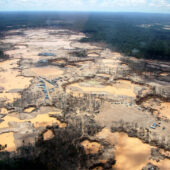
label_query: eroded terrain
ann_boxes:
[0,28,170,169]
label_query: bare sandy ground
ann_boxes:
[81,140,103,155]
[0,28,170,169]
[0,112,62,129]
[160,73,169,76]
[87,53,100,57]
[24,107,36,113]
[156,102,170,119]
[0,60,32,90]
[0,111,65,151]
[30,66,64,78]
[95,102,170,138]
[142,98,170,119]
[0,59,32,103]
[0,93,21,103]
[97,128,170,170]
[0,132,15,152]
[43,129,54,141]
[66,80,140,97]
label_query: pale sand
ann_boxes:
[150,158,170,170]
[30,67,63,78]
[67,80,137,97]
[160,73,168,76]
[96,73,111,78]
[112,132,152,170]
[102,59,116,63]
[0,112,66,129]
[100,58,120,68]
[69,34,85,41]
[0,93,21,103]
[97,129,151,170]
[0,114,65,152]
[0,110,65,152]
[51,60,66,64]
[0,60,32,92]
[24,107,36,113]
[25,40,71,49]
[0,132,15,152]
[5,49,41,61]
[121,63,128,66]
[113,52,122,57]
[0,108,8,114]
[0,70,31,90]
[97,128,170,170]
[88,53,99,57]
[144,100,170,120]
[71,42,99,49]
[81,140,103,155]
[101,58,121,65]
[158,102,170,119]
[66,88,84,97]
[43,130,54,141]
[33,114,66,128]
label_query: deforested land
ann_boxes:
[0,12,170,170]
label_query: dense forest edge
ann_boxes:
[1,12,170,61]
[0,12,170,61]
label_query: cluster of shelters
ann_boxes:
[42,77,57,87]
[51,78,61,87]
[36,80,49,100]
[38,52,56,57]
[150,122,161,129]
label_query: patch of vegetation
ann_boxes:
[79,13,170,61]
[0,157,45,170]
[0,126,89,170]
[70,50,87,58]
[0,127,83,169]
[0,144,7,151]
[0,50,8,61]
